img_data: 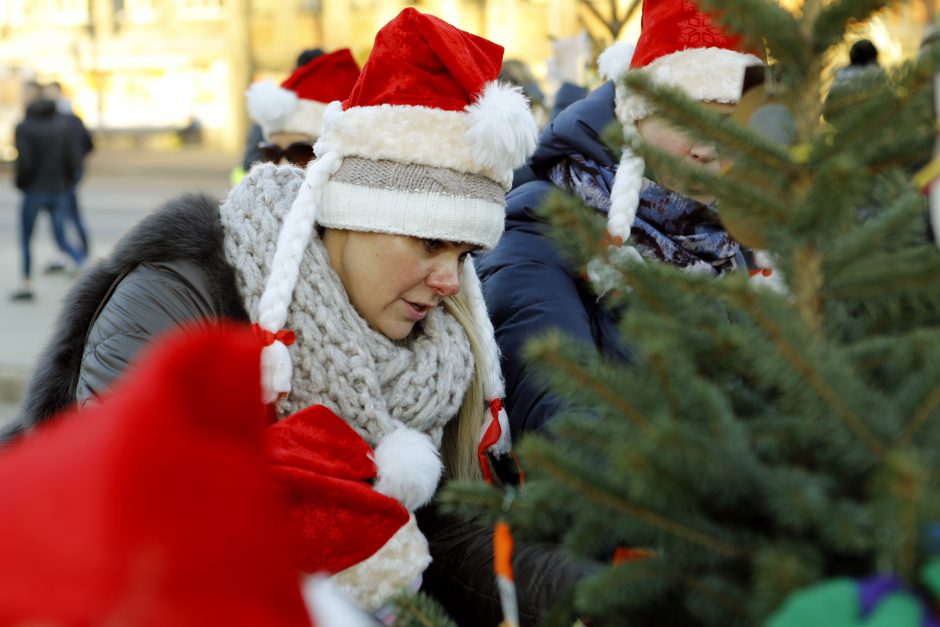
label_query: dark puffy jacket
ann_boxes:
[477,82,631,440]
[14,99,79,192]
[8,193,597,626]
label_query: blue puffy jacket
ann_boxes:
[477,82,632,441]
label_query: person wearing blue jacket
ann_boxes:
[477,0,766,441]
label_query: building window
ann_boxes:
[116,0,157,22]
[177,0,224,20]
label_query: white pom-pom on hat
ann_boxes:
[465,81,539,182]
[373,427,443,511]
[246,81,298,139]
[598,40,636,82]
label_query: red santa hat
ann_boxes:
[247,48,361,140]
[0,325,369,627]
[597,0,764,245]
[266,403,433,611]
[253,8,531,481]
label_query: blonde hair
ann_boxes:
[440,289,485,482]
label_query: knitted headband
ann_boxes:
[597,0,764,244]
[246,48,361,140]
[254,7,538,473]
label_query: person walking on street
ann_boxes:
[11,82,86,301]
[43,80,94,268]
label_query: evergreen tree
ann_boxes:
[435,1,940,625]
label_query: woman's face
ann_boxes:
[322,230,479,340]
[635,102,736,205]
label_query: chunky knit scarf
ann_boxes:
[549,154,740,276]
[218,164,474,448]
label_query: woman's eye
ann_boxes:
[423,239,444,253]
[458,252,471,266]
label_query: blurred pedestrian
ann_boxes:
[11,81,85,301]
[43,80,94,268]
[831,38,885,90]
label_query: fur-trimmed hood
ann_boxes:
[5,193,247,443]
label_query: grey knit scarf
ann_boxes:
[218,163,474,448]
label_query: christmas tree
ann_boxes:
[435,1,940,625]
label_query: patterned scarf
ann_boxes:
[548,154,740,276]
[218,164,474,448]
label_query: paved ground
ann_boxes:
[0,147,237,428]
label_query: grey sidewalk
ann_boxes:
[0,147,237,426]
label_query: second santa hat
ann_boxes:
[597,0,764,245]
[247,48,361,140]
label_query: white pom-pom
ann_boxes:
[246,81,298,135]
[465,81,539,181]
[598,41,636,82]
[373,428,442,511]
[260,340,292,404]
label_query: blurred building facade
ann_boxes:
[0,0,933,154]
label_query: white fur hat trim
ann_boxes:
[330,514,431,612]
[316,81,537,190]
[246,80,329,139]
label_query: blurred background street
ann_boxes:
[0,147,236,426]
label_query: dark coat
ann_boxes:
[14,99,79,193]
[477,82,632,440]
[7,192,594,626]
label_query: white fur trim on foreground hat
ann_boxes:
[316,83,536,191]
[373,427,443,511]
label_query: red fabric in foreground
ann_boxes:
[265,404,411,575]
[0,325,311,627]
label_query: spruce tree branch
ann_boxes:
[531,336,653,432]
[678,574,751,619]
[392,592,459,627]
[623,73,796,173]
[740,295,886,457]
[895,383,940,449]
[698,0,809,77]
[526,444,743,558]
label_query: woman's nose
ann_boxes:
[690,142,717,164]
[427,258,461,297]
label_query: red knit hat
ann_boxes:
[0,326,315,627]
[266,404,431,611]
[595,0,764,252]
[247,48,361,140]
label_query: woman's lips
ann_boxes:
[403,300,429,321]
